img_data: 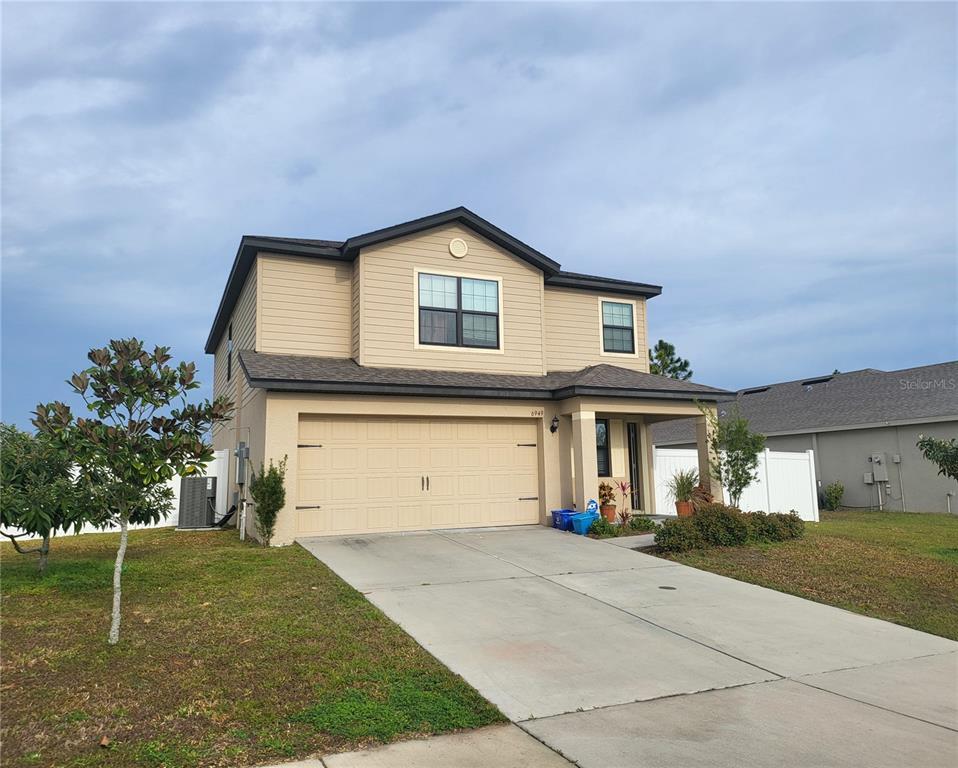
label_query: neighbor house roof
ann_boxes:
[652,361,958,444]
[238,351,731,402]
[206,207,663,353]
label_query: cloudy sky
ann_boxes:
[2,1,955,427]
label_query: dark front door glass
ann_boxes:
[596,419,610,477]
[627,422,641,509]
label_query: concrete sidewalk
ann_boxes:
[299,526,958,768]
[272,724,572,767]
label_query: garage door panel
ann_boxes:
[457,474,482,496]
[366,420,396,441]
[298,446,327,471]
[366,447,395,471]
[366,477,396,500]
[397,475,424,498]
[298,477,325,503]
[429,447,454,469]
[396,446,426,468]
[398,502,429,529]
[295,416,541,536]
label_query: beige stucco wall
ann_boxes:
[544,287,649,372]
[258,253,352,358]
[358,224,546,374]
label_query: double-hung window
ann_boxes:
[601,301,635,354]
[419,273,499,349]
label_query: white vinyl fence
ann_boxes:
[653,448,820,522]
[6,450,230,539]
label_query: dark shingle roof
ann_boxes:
[248,235,344,249]
[238,351,730,402]
[653,362,958,444]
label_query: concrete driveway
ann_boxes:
[299,526,958,768]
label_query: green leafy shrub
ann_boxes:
[744,510,805,542]
[823,482,844,511]
[249,457,288,546]
[654,518,703,551]
[588,516,619,538]
[771,511,805,540]
[627,516,657,533]
[692,503,749,546]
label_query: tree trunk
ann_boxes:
[37,534,50,575]
[108,518,129,645]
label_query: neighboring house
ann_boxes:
[653,363,958,514]
[207,207,729,544]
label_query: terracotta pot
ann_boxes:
[600,504,617,522]
[675,500,693,518]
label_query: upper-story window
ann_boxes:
[601,300,635,354]
[418,273,499,349]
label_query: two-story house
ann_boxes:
[206,207,728,544]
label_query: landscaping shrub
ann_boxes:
[744,510,805,542]
[692,503,749,546]
[823,481,844,511]
[627,516,657,533]
[657,505,805,552]
[654,517,703,551]
[772,511,805,540]
[250,457,288,546]
[588,516,618,538]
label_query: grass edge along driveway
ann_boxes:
[1,528,504,768]
[659,510,958,641]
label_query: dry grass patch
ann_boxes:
[1,528,502,768]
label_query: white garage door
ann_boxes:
[295,416,541,536]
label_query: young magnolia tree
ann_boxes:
[34,339,231,644]
[0,423,104,573]
[701,403,766,508]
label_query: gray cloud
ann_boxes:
[2,1,955,425]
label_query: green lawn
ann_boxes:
[661,510,958,640]
[1,529,503,768]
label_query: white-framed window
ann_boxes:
[599,299,636,355]
[417,271,502,349]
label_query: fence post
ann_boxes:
[763,448,772,512]
[807,449,819,522]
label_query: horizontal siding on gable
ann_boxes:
[212,266,256,440]
[258,253,352,358]
[360,224,545,375]
[544,287,649,373]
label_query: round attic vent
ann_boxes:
[449,238,468,258]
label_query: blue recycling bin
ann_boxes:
[552,509,577,531]
[571,511,599,535]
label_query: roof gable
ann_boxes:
[206,206,662,353]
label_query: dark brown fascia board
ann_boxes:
[242,376,728,403]
[545,273,662,299]
[205,236,349,354]
[342,207,561,274]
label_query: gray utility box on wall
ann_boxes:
[178,476,216,528]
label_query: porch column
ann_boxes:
[571,410,598,511]
[695,410,724,502]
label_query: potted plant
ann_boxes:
[598,482,617,522]
[667,468,698,517]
